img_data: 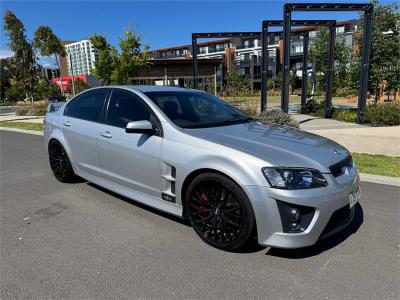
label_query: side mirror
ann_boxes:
[125,120,156,135]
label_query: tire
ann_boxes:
[185,173,256,251]
[48,140,76,183]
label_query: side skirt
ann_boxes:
[75,168,184,218]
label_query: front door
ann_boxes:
[97,89,162,198]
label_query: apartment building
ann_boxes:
[141,20,356,91]
[64,39,99,76]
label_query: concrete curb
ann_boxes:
[1,128,399,186]
[0,127,43,136]
[359,173,400,187]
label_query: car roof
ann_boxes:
[97,85,201,93]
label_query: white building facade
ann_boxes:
[64,39,99,76]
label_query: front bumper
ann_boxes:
[246,171,360,249]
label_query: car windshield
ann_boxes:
[144,91,253,129]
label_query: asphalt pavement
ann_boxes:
[1,130,399,299]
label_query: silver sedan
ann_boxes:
[44,86,360,250]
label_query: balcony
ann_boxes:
[236,42,255,50]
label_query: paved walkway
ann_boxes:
[292,114,400,156]
[0,115,44,123]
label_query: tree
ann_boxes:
[91,29,151,85]
[225,69,250,99]
[0,57,16,100]
[67,78,88,94]
[33,26,65,94]
[118,29,151,84]
[309,27,350,93]
[351,0,400,100]
[3,10,37,102]
[90,34,117,84]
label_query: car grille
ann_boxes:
[329,155,353,177]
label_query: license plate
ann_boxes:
[349,186,361,208]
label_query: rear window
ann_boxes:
[65,89,108,122]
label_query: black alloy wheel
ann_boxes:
[185,173,255,251]
[48,140,75,182]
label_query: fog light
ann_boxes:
[289,222,300,231]
[290,208,301,222]
[276,200,315,233]
[288,208,301,232]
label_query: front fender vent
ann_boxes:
[161,163,176,203]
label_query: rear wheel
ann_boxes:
[185,173,255,251]
[48,140,76,183]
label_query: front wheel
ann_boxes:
[48,140,76,183]
[185,173,256,251]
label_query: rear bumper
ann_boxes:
[245,171,360,249]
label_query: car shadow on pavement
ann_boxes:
[266,203,364,259]
[87,182,190,227]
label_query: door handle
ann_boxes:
[100,131,112,138]
[63,121,71,127]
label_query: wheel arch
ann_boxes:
[180,168,253,220]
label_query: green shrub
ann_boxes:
[333,88,357,98]
[305,99,324,113]
[365,102,400,126]
[255,109,299,128]
[334,110,357,123]
[5,83,25,102]
[240,106,257,116]
[312,108,325,118]
[15,107,28,116]
[33,107,47,116]
[15,103,47,116]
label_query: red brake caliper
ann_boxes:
[199,193,208,209]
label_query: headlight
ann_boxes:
[262,167,327,189]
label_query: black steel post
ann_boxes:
[325,23,336,118]
[358,8,373,124]
[191,34,199,89]
[301,33,309,114]
[281,5,291,112]
[261,21,268,112]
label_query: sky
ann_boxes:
[0,0,395,65]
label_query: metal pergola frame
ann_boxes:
[282,3,374,123]
[261,20,337,115]
[191,32,260,89]
[192,26,331,112]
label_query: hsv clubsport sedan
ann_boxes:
[44,86,360,250]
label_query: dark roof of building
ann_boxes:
[151,20,354,52]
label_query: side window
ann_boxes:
[106,90,151,128]
[64,97,78,117]
[73,89,108,122]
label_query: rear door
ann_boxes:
[62,88,110,177]
[97,88,163,198]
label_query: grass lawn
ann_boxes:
[352,153,400,177]
[0,121,43,132]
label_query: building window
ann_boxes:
[240,53,250,62]
[199,47,207,54]
[337,26,345,34]
[216,44,225,52]
[244,39,254,48]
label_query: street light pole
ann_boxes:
[69,54,76,96]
